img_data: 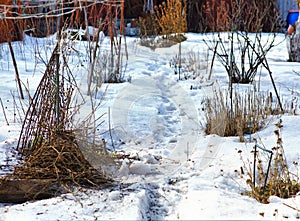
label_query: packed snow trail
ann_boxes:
[108,45,223,220]
[112,75,201,164]
[112,41,223,171]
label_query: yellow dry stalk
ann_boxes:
[154,0,187,39]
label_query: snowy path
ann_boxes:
[109,46,223,219]
[112,75,200,164]
[112,42,223,168]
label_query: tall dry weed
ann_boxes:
[241,120,300,203]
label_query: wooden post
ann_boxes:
[109,2,114,79]
[8,42,24,100]
[55,52,60,126]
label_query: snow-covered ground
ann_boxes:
[1,31,300,220]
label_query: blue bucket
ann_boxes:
[287,10,299,28]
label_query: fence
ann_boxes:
[0,0,124,42]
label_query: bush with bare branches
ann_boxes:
[205,31,278,84]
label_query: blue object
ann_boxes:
[287,10,299,28]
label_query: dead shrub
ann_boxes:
[138,0,187,49]
[154,0,187,40]
[138,14,160,38]
[240,120,300,204]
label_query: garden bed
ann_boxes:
[0,178,62,203]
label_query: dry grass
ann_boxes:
[14,131,110,186]
[203,87,281,141]
[92,50,127,84]
[169,50,209,80]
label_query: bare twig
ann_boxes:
[283,202,299,211]
[108,107,115,152]
[0,98,9,126]
[208,41,218,80]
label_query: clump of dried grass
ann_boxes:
[203,87,281,141]
[13,131,110,186]
[92,50,127,84]
[169,50,209,80]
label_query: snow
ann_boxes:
[1,31,300,220]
